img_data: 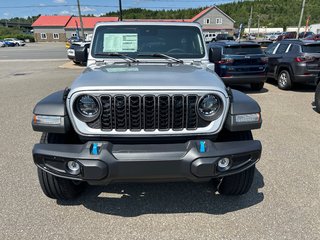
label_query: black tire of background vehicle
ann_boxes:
[217,131,256,195]
[250,82,264,91]
[37,133,86,200]
[277,69,292,90]
[315,83,320,113]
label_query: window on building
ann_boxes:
[40,33,47,39]
[204,18,210,24]
[216,18,223,25]
[53,33,59,39]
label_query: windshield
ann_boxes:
[223,45,263,55]
[91,25,205,59]
[302,45,320,53]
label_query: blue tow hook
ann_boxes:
[91,143,99,155]
[199,140,206,153]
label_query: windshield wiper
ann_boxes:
[95,52,139,63]
[138,53,184,64]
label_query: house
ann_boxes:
[31,16,72,42]
[31,6,235,42]
[191,6,235,35]
[309,23,320,34]
[64,17,119,39]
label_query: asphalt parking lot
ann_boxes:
[0,43,319,240]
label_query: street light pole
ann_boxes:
[77,0,85,40]
[297,0,306,39]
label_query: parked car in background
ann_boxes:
[277,32,297,41]
[204,32,216,43]
[247,34,256,40]
[257,40,273,50]
[265,39,320,90]
[208,41,268,91]
[0,39,15,47]
[4,38,25,46]
[0,40,5,47]
[269,35,278,41]
[67,41,90,66]
[299,31,314,39]
[215,33,234,41]
[304,34,320,41]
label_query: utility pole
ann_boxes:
[248,6,253,36]
[119,0,123,21]
[297,0,306,39]
[77,0,85,39]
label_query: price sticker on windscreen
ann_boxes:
[103,33,138,52]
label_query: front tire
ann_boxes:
[315,83,320,112]
[277,69,292,90]
[217,131,256,195]
[37,133,86,200]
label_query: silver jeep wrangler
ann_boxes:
[32,22,262,200]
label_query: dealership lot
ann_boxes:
[0,44,319,240]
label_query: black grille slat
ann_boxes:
[187,95,198,129]
[129,96,142,130]
[99,94,204,131]
[101,96,112,130]
[172,95,184,130]
[114,95,127,130]
[144,96,156,130]
[158,95,170,130]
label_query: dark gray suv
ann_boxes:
[266,39,320,90]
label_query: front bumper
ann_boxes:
[33,139,262,184]
[222,75,267,85]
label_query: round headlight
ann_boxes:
[75,95,100,121]
[198,94,222,121]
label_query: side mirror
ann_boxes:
[74,45,88,65]
[209,48,221,63]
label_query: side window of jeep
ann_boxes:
[275,44,289,54]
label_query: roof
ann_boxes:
[208,40,260,47]
[31,16,72,27]
[190,6,235,23]
[124,19,191,22]
[281,39,320,45]
[65,17,119,29]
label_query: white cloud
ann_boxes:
[81,6,96,12]
[60,10,71,15]
[3,12,10,16]
[54,0,67,3]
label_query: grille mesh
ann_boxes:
[99,94,199,131]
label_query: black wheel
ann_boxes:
[315,83,320,113]
[277,69,292,90]
[37,133,86,200]
[250,82,264,91]
[216,131,256,195]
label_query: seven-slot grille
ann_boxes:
[98,94,199,131]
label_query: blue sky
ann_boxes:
[0,0,235,18]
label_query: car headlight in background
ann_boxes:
[74,95,100,122]
[198,94,223,121]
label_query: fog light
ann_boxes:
[67,161,80,175]
[217,158,231,171]
[235,113,260,123]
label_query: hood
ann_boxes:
[69,63,226,95]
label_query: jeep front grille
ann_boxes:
[97,94,200,131]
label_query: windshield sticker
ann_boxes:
[103,33,138,52]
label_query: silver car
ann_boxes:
[32,22,263,200]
